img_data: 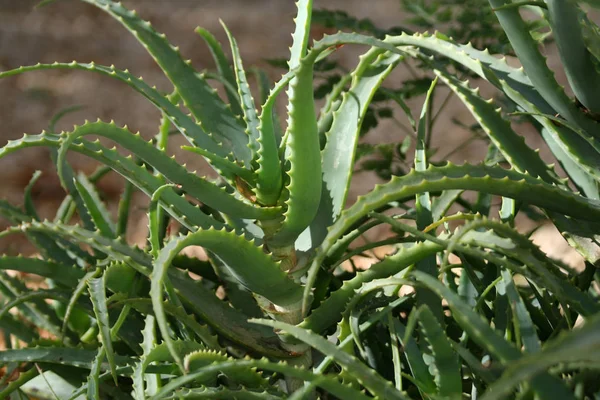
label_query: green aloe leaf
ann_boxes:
[487,0,600,140]
[221,21,261,156]
[0,132,223,230]
[170,273,289,358]
[184,350,270,389]
[23,170,42,220]
[416,305,462,398]
[414,77,442,321]
[546,0,600,114]
[414,271,576,400]
[480,313,600,400]
[74,172,117,239]
[0,62,226,159]
[271,62,321,246]
[500,269,541,353]
[0,347,135,370]
[87,347,105,399]
[308,49,401,250]
[302,241,442,333]
[392,318,438,396]
[0,272,63,338]
[433,69,560,184]
[304,163,600,313]
[57,121,277,220]
[5,219,284,357]
[269,0,322,245]
[251,319,408,400]
[500,83,600,184]
[253,71,292,205]
[195,26,243,116]
[0,256,83,287]
[88,276,118,384]
[151,229,303,365]
[150,358,371,400]
[79,0,251,165]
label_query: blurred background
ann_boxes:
[0,0,580,266]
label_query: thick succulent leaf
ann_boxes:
[57,121,277,220]
[62,269,99,337]
[151,358,371,400]
[23,170,42,220]
[308,49,401,250]
[288,0,313,70]
[181,145,255,184]
[500,269,541,353]
[413,77,442,320]
[580,11,600,63]
[49,146,97,233]
[148,184,173,258]
[416,305,462,397]
[133,315,158,399]
[302,241,442,333]
[434,69,560,183]
[184,350,270,389]
[271,56,322,246]
[88,276,118,383]
[414,272,576,400]
[487,0,600,139]
[254,72,293,205]
[0,288,71,326]
[170,273,290,358]
[480,313,600,400]
[0,347,135,371]
[304,163,600,312]
[0,272,63,338]
[392,319,438,396]
[7,219,284,356]
[0,62,226,158]
[79,0,251,165]
[117,298,221,351]
[500,83,600,184]
[74,173,117,239]
[151,229,302,364]
[312,31,552,114]
[456,219,598,316]
[0,256,83,287]
[0,313,38,343]
[540,127,599,199]
[252,319,409,400]
[0,132,223,230]
[87,347,104,399]
[194,26,243,116]
[221,22,260,156]
[546,0,600,114]
[160,387,283,399]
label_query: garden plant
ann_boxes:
[1,0,600,398]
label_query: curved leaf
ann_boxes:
[57,121,278,220]
[151,229,303,365]
[546,0,600,114]
[0,132,223,230]
[304,163,600,313]
[480,313,600,400]
[79,0,251,165]
[0,62,226,158]
[252,319,409,400]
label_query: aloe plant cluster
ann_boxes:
[1,0,600,398]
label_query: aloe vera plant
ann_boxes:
[1,0,600,398]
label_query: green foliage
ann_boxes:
[1,0,600,399]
